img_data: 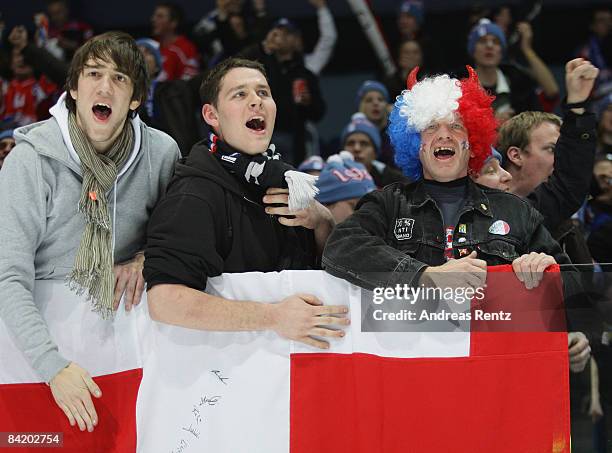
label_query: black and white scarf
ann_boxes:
[207,132,318,211]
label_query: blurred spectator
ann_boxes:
[355,80,397,166]
[397,0,424,41]
[0,128,15,168]
[341,113,408,188]
[597,93,612,155]
[468,18,559,122]
[297,0,337,76]
[383,38,423,101]
[193,0,270,66]
[151,2,200,81]
[316,151,375,223]
[8,25,68,88]
[136,38,201,155]
[390,1,443,75]
[492,5,513,37]
[45,0,94,61]
[240,18,326,165]
[587,155,612,271]
[576,8,611,100]
[298,155,324,176]
[1,49,57,126]
[470,147,512,191]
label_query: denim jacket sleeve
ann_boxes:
[322,188,428,290]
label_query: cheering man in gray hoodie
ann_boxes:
[0,32,179,432]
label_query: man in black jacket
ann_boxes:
[144,57,347,349]
[499,58,599,233]
[323,66,571,297]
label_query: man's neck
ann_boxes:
[475,65,498,87]
[602,131,612,146]
[159,33,177,47]
[506,167,532,198]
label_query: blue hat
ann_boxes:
[399,1,425,25]
[467,19,507,56]
[298,155,324,173]
[0,129,14,141]
[272,17,300,35]
[485,146,503,164]
[356,80,389,108]
[136,38,162,73]
[341,113,382,155]
[316,151,376,204]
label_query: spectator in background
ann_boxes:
[468,18,559,122]
[392,1,443,74]
[383,38,423,101]
[193,0,270,67]
[341,113,408,188]
[355,80,396,166]
[8,25,67,90]
[396,0,424,41]
[135,38,201,154]
[2,49,58,126]
[151,2,200,81]
[46,0,94,62]
[597,93,612,155]
[577,8,611,100]
[298,155,324,176]
[498,59,598,233]
[240,18,326,165]
[470,147,512,192]
[0,128,15,168]
[296,0,337,76]
[588,155,612,272]
[492,4,513,37]
[316,151,375,223]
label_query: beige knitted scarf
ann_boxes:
[66,111,134,318]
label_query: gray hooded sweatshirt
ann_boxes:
[0,94,179,382]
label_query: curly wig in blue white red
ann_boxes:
[388,66,497,181]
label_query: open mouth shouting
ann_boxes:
[92,103,112,122]
[245,116,266,134]
[433,146,456,160]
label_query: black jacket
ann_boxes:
[144,143,316,291]
[138,78,202,156]
[322,178,573,291]
[528,110,597,231]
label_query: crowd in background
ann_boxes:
[0,0,611,451]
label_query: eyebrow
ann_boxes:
[227,83,270,94]
[83,63,127,76]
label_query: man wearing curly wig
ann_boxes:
[323,66,574,296]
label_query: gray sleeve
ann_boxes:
[158,139,180,195]
[0,146,70,382]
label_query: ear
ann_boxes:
[505,146,522,168]
[202,104,219,129]
[129,99,141,111]
[69,89,78,102]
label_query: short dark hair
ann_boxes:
[65,31,149,115]
[199,58,267,107]
[156,2,183,26]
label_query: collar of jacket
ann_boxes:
[408,178,493,218]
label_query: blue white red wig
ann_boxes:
[388,66,497,181]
